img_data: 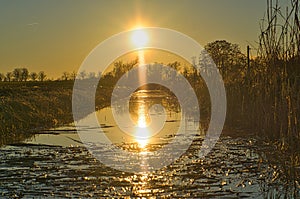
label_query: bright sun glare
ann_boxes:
[131,29,148,48]
[135,103,150,149]
[130,28,150,149]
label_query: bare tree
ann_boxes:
[0,73,4,81]
[79,70,87,80]
[88,72,96,79]
[30,72,38,81]
[62,72,69,81]
[21,68,29,81]
[97,71,102,78]
[38,71,46,82]
[112,59,138,79]
[6,72,12,82]
[13,68,22,81]
[70,71,77,80]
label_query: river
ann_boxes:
[0,89,299,198]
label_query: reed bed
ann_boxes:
[224,0,300,196]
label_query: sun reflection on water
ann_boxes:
[135,102,150,149]
[137,105,148,128]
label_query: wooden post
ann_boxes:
[247,45,250,76]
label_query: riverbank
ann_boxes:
[0,81,74,145]
[0,80,299,197]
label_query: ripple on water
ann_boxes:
[1,135,298,198]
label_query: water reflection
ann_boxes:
[103,88,181,152]
[135,129,148,149]
[1,88,299,197]
[2,134,299,198]
[136,102,149,128]
[135,102,150,149]
[135,91,159,151]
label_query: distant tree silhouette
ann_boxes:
[13,68,22,81]
[97,71,102,78]
[79,70,87,80]
[6,72,12,82]
[62,72,69,81]
[38,71,46,82]
[70,71,76,80]
[88,72,96,79]
[20,68,29,81]
[0,73,4,81]
[112,59,138,79]
[204,40,246,83]
[30,72,38,81]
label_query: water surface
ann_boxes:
[0,89,298,198]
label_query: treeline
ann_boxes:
[0,68,46,82]
[0,69,103,82]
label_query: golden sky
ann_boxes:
[0,0,274,78]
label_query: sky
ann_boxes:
[0,0,271,78]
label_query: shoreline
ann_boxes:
[0,81,74,145]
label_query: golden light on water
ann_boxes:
[137,110,147,128]
[131,28,150,150]
[135,126,149,149]
[135,103,150,149]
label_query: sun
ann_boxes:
[131,28,149,48]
